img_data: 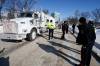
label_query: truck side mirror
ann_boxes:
[34,14,38,19]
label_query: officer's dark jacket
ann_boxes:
[72,24,75,28]
[76,24,96,46]
[88,24,96,41]
[62,23,69,31]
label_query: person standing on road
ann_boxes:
[72,24,76,34]
[76,17,96,66]
[47,20,55,40]
[61,21,69,39]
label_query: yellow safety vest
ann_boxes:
[47,22,55,29]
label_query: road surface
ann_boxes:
[0,29,100,66]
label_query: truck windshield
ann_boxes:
[19,12,32,17]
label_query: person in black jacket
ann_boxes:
[72,24,76,34]
[76,17,96,66]
[61,21,69,39]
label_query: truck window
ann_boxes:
[34,14,38,19]
[20,12,32,17]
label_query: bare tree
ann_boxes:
[43,9,49,14]
[0,0,6,19]
[7,0,37,12]
[74,10,91,19]
[80,11,91,19]
[67,16,78,25]
[74,10,80,19]
[4,0,18,19]
[18,0,37,12]
[51,12,55,18]
[5,0,37,12]
[92,8,100,22]
[3,0,37,19]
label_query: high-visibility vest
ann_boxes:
[47,22,55,29]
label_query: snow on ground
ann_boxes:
[0,22,3,33]
[70,25,100,57]
[93,29,100,56]
[95,29,100,43]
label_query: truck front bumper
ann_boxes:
[0,33,26,40]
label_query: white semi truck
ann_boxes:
[1,11,55,41]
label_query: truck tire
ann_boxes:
[26,29,37,41]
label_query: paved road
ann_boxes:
[0,30,100,66]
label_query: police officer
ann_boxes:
[47,20,55,40]
[76,17,96,66]
[72,24,76,34]
[61,21,69,39]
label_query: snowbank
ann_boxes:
[69,26,100,57]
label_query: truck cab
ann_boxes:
[1,11,55,41]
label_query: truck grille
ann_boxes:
[3,21,18,33]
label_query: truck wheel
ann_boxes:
[26,29,37,41]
